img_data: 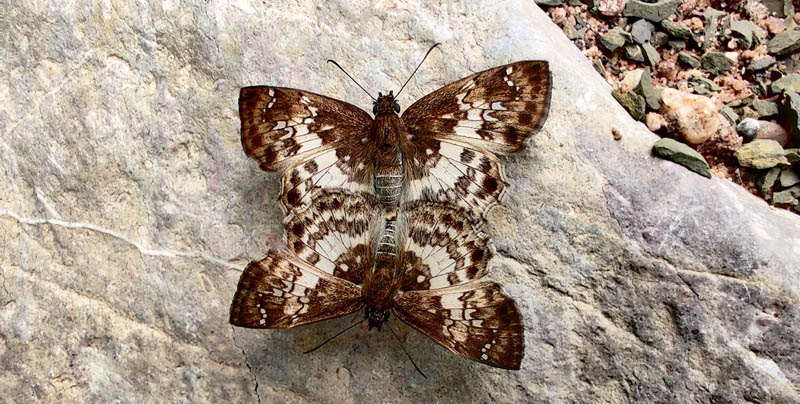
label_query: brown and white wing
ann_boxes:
[239,86,374,214]
[398,202,491,291]
[393,281,524,370]
[400,61,552,214]
[402,61,551,154]
[286,189,378,285]
[230,251,363,329]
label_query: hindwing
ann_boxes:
[393,281,524,370]
[229,251,363,328]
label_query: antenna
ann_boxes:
[304,318,366,354]
[395,43,441,99]
[327,60,376,101]
[388,323,427,378]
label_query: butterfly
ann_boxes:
[239,45,551,218]
[229,189,524,370]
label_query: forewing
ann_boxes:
[286,189,378,285]
[393,281,524,370]
[230,251,363,328]
[399,202,491,291]
[239,86,374,213]
[401,61,551,155]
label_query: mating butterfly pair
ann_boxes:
[231,53,552,370]
[230,190,524,369]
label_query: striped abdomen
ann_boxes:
[374,151,404,207]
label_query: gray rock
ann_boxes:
[757,167,781,193]
[623,0,681,22]
[661,19,692,38]
[702,8,727,50]
[624,44,645,62]
[730,20,761,49]
[701,52,734,75]
[782,91,800,142]
[650,31,669,48]
[771,74,800,94]
[735,140,790,168]
[3,2,800,403]
[642,42,661,65]
[690,76,721,95]
[787,148,800,162]
[773,185,800,205]
[719,105,738,124]
[753,99,779,117]
[612,90,646,120]
[678,52,701,67]
[631,19,655,44]
[780,168,800,188]
[600,27,631,51]
[737,118,760,142]
[535,0,565,5]
[652,138,712,178]
[748,56,776,72]
[564,24,586,40]
[635,68,660,110]
[768,30,800,57]
[668,39,686,49]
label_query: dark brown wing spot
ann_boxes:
[287,188,301,206]
[460,148,476,164]
[482,176,498,194]
[519,112,532,126]
[304,160,319,174]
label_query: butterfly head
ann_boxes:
[364,305,390,331]
[372,91,401,116]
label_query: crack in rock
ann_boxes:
[231,327,261,404]
[0,208,244,271]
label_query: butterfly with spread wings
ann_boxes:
[239,44,551,218]
[229,189,524,370]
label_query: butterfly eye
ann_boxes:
[393,102,400,113]
[373,105,378,114]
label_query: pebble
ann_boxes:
[600,27,630,52]
[755,120,790,146]
[660,88,727,145]
[734,139,789,169]
[772,186,800,205]
[767,30,800,56]
[770,74,800,94]
[596,0,627,17]
[779,169,800,188]
[642,43,661,65]
[747,56,775,72]
[612,89,646,121]
[701,52,734,75]
[678,52,701,68]
[646,112,666,131]
[623,0,681,22]
[652,138,712,178]
[756,167,781,193]
[632,19,655,44]
[736,118,759,143]
[661,19,691,38]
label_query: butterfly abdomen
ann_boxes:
[373,115,405,208]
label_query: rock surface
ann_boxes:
[1,1,799,403]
